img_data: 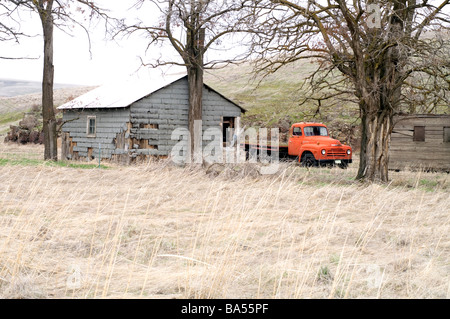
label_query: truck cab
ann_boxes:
[288,123,352,168]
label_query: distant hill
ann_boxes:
[204,59,361,146]
[0,78,85,98]
[0,85,96,113]
[204,59,359,128]
[0,79,41,97]
[204,30,450,128]
[0,84,96,134]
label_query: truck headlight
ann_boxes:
[321,149,326,155]
[347,150,351,155]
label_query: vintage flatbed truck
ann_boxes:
[242,122,353,168]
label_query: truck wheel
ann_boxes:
[302,154,317,167]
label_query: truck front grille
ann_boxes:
[327,148,346,157]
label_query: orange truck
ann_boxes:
[243,122,352,168]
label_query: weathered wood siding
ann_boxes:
[389,115,450,170]
[61,108,130,160]
[61,77,242,162]
[129,77,242,158]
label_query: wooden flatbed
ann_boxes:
[241,142,292,160]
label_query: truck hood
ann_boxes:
[303,136,349,147]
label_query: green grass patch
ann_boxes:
[0,157,109,169]
[56,161,109,169]
[418,178,439,192]
[0,112,24,126]
[0,158,41,166]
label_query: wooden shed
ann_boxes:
[389,114,450,171]
[58,73,246,163]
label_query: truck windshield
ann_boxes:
[304,126,328,136]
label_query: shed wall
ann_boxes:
[61,108,130,160]
[389,115,450,170]
[61,77,242,162]
[129,77,242,158]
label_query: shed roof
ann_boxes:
[57,73,246,113]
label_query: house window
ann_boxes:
[444,127,450,143]
[87,116,96,137]
[413,126,425,142]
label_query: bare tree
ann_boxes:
[0,2,21,43]
[120,0,254,163]
[400,31,450,114]
[0,0,34,59]
[249,0,450,182]
[5,0,109,160]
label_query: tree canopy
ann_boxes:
[247,0,450,181]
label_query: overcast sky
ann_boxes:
[0,1,187,86]
[5,1,446,88]
[0,0,248,87]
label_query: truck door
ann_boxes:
[289,126,302,156]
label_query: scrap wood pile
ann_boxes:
[4,113,44,144]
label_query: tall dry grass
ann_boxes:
[0,142,448,298]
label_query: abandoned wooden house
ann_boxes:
[389,114,450,171]
[58,73,246,163]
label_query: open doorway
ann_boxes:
[222,117,236,145]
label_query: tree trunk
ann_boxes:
[185,24,205,164]
[355,11,402,183]
[357,103,393,182]
[187,66,203,163]
[40,2,57,161]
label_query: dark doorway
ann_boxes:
[222,117,236,144]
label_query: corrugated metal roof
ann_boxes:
[58,73,187,110]
[58,71,246,113]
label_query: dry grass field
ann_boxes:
[0,140,448,299]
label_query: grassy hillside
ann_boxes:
[205,60,326,125]
[204,59,361,146]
